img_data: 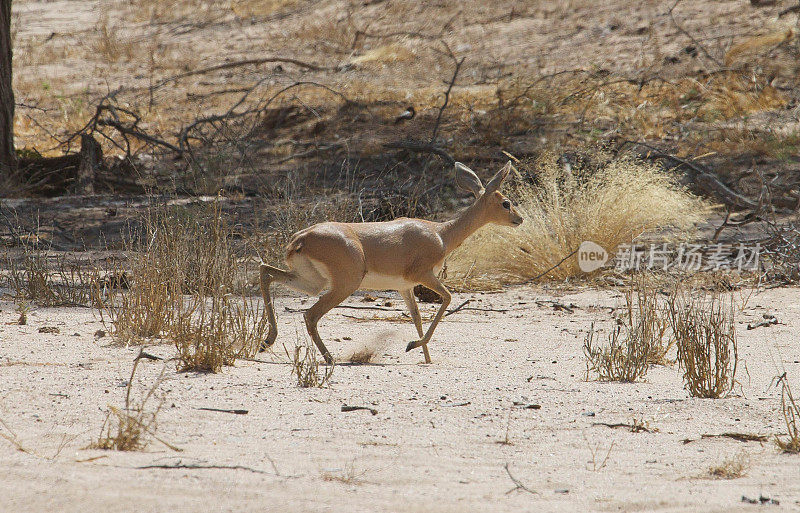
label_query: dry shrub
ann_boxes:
[172,294,267,373]
[775,373,800,454]
[708,451,749,479]
[101,200,265,372]
[286,342,334,388]
[668,289,738,399]
[447,153,707,289]
[93,356,178,452]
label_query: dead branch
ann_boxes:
[136,461,272,474]
[431,44,465,143]
[779,3,800,16]
[341,405,378,415]
[592,422,652,433]
[382,141,455,166]
[443,299,471,317]
[151,57,332,91]
[700,432,768,442]
[621,140,761,210]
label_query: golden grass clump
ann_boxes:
[668,289,738,399]
[447,153,708,289]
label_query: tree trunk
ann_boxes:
[0,0,15,180]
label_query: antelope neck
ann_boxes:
[438,199,489,253]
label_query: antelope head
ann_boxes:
[455,161,524,227]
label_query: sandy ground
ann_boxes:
[1,285,799,512]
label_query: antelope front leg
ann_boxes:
[400,289,431,364]
[405,274,451,359]
[304,281,359,364]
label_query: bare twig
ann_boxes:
[341,405,378,415]
[382,141,455,166]
[151,57,332,91]
[197,407,249,415]
[504,463,538,495]
[667,0,722,67]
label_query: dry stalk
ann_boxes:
[93,354,179,452]
[775,373,800,453]
[286,341,334,388]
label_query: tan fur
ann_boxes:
[260,161,523,364]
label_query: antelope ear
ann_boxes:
[484,161,513,194]
[454,162,485,198]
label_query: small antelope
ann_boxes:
[259,161,523,364]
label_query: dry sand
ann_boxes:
[1,285,799,512]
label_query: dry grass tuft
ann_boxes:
[171,293,267,373]
[775,373,800,454]
[583,275,671,382]
[708,451,749,479]
[286,342,334,388]
[583,322,650,383]
[447,153,708,289]
[668,289,738,399]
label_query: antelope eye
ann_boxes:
[502,200,511,209]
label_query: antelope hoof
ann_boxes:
[259,338,275,352]
[406,340,423,352]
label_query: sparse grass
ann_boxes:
[321,459,363,485]
[668,289,738,399]
[0,417,29,453]
[15,301,29,325]
[92,14,136,64]
[93,355,179,452]
[447,153,708,289]
[3,241,102,307]
[708,451,749,479]
[775,373,800,454]
[99,199,265,371]
[286,341,334,388]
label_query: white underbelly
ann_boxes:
[359,271,415,291]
